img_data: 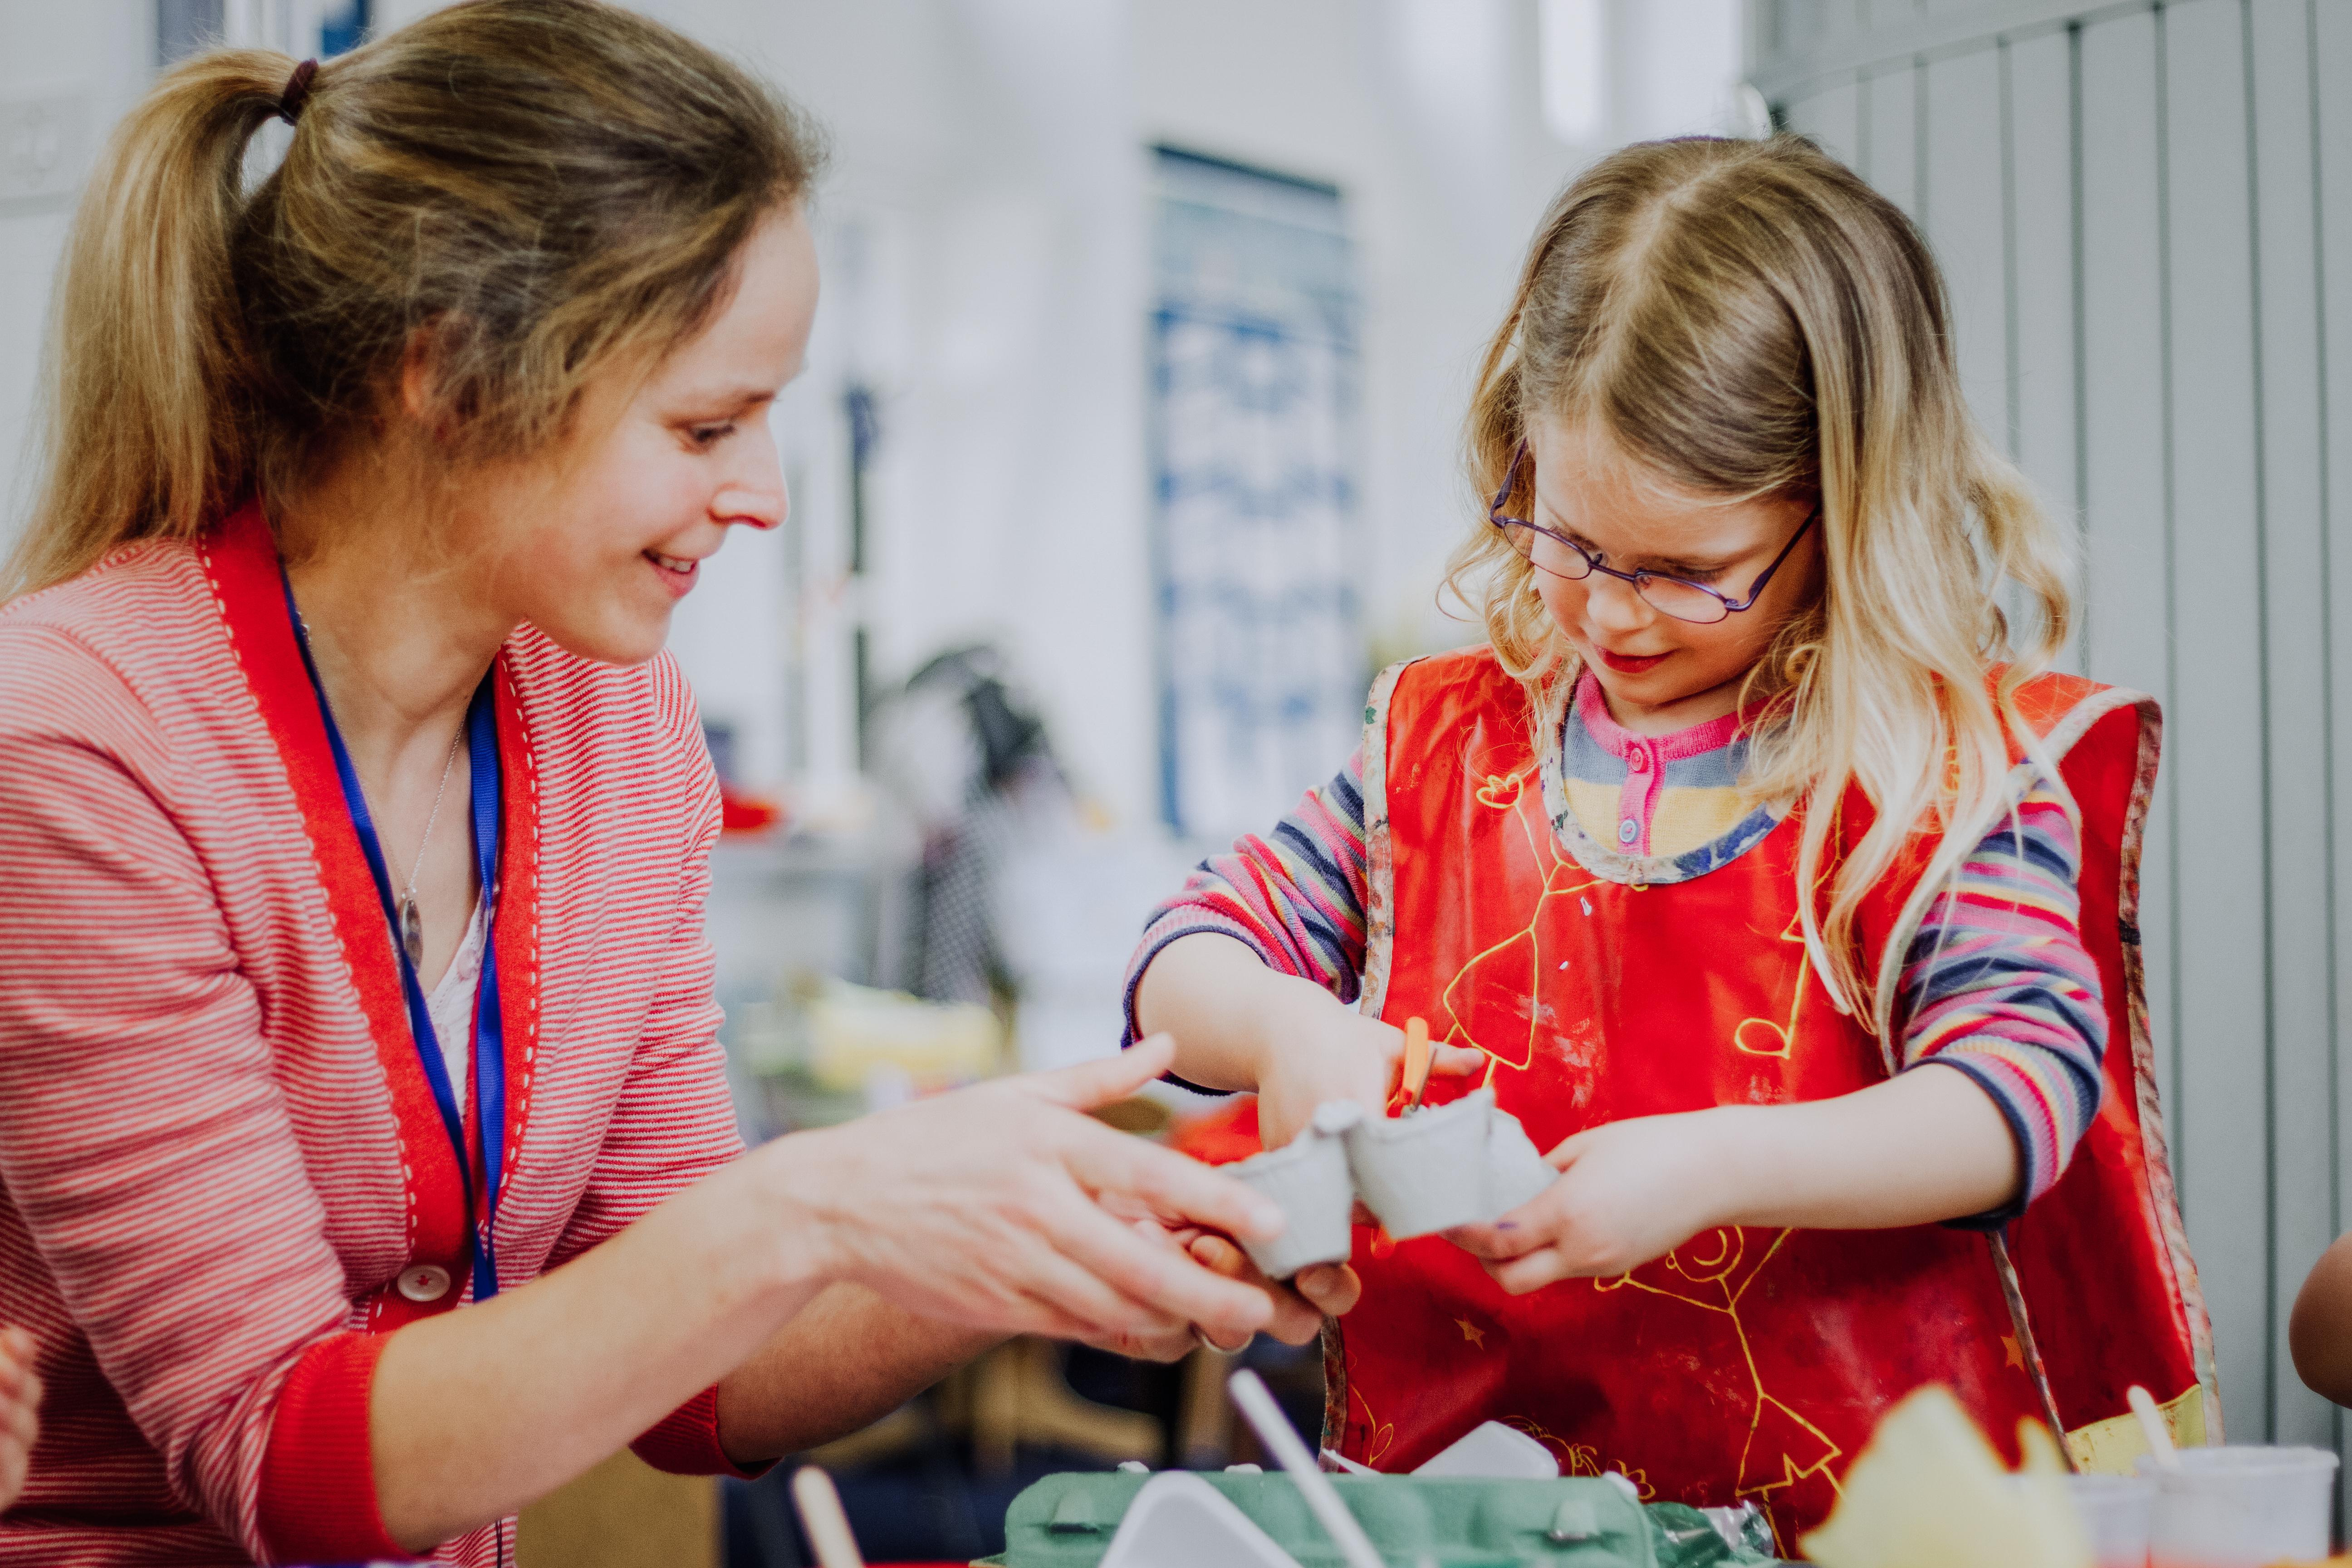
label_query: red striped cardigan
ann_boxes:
[0,503,754,1565]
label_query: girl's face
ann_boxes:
[1523,417,1821,735]
[472,206,820,667]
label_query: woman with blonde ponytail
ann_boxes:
[0,4,1340,1562]
[1128,136,2210,1546]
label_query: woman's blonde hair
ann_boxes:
[1448,135,2074,1031]
[8,0,823,596]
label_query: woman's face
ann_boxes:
[475,205,820,667]
[1522,416,1820,732]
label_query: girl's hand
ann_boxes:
[1082,1224,1361,1362]
[1254,1000,1484,1152]
[1446,1110,1726,1291]
[777,1036,1290,1348]
[0,1327,40,1513]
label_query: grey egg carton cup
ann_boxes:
[1227,1091,1559,1275]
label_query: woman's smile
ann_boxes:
[644,549,701,598]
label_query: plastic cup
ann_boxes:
[2137,1446,2339,1568]
[2066,1472,2155,1568]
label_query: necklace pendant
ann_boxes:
[399,897,425,969]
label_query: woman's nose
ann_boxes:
[713,425,786,531]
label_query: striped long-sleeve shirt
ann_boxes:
[1124,671,2107,1210]
[0,505,755,1567]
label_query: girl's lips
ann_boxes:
[1594,647,1667,674]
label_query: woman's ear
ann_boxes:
[396,317,477,443]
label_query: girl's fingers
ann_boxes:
[1184,1232,1248,1279]
[1442,1221,1523,1260]
[1183,1232,1327,1346]
[1293,1263,1361,1318]
[1487,1246,1577,1295]
[1542,1126,1596,1172]
[1430,1044,1488,1077]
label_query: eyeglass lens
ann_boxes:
[1505,524,1731,625]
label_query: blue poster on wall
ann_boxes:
[1151,146,1362,843]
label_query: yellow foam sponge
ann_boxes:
[1801,1386,2088,1568]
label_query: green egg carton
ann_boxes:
[979,1470,1784,1568]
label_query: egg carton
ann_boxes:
[1227,1093,1559,1279]
[981,1469,1780,1568]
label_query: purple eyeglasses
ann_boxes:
[1487,442,1819,626]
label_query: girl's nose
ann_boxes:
[1581,571,1655,634]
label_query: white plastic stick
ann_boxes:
[2127,1384,2182,1471]
[791,1465,868,1568]
[1229,1368,1386,1568]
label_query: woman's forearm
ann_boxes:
[368,1040,1291,1550]
[1133,932,1334,1092]
[370,1138,833,1549]
[716,1283,999,1462]
[1713,1063,2021,1230]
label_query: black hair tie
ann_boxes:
[278,59,319,125]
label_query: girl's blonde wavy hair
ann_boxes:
[1447,135,2075,1034]
[7,0,823,597]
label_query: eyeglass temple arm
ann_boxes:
[1718,508,1821,613]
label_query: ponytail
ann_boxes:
[8,0,825,600]
[11,51,291,595]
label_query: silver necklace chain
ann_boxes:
[297,605,462,970]
[398,735,464,970]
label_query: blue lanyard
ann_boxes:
[282,570,506,1303]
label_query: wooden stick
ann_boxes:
[1229,1368,1384,1568]
[2127,1385,2182,1471]
[791,1465,868,1568]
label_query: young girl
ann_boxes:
[1131,136,2212,1545]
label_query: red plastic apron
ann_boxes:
[1320,649,2215,1550]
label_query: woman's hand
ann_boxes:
[0,1327,40,1513]
[1447,1110,1725,1291]
[1078,1223,1361,1362]
[776,1036,1292,1348]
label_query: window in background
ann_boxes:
[1149,146,1361,845]
[1539,0,1608,145]
[159,0,371,64]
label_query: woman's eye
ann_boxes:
[688,423,736,449]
